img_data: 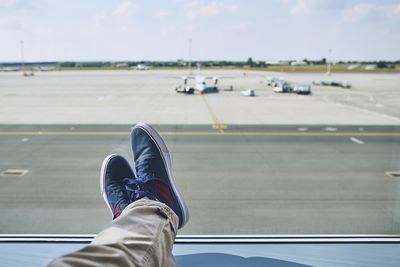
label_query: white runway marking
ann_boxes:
[324,127,338,132]
[298,127,308,132]
[332,101,400,122]
[0,169,28,177]
[97,95,111,101]
[350,137,365,145]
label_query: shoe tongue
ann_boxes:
[123,177,173,209]
[124,177,153,202]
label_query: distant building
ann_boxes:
[348,64,361,70]
[115,63,128,68]
[131,64,150,70]
[291,60,307,66]
[364,65,377,70]
[177,59,187,66]
[265,60,291,65]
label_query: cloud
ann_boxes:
[185,1,239,18]
[161,24,176,36]
[92,13,106,26]
[0,0,17,7]
[389,3,400,19]
[281,0,344,15]
[155,10,169,18]
[342,3,400,22]
[288,0,315,15]
[112,1,136,16]
[396,4,400,14]
[342,3,377,22]
[0,15,13,27]
[282,0,400,22]
[0,3,32,30]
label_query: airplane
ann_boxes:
[1,66,20,72]
[1,66,35,76]
[33,66,57,71]
[132,64,150,71]
[174,62,236,95]
[175,75,219,94]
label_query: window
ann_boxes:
[0,0,399,237]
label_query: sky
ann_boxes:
[0,0,399,62]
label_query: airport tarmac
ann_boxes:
[0,70,399,235]
[0,70,399,125]
[0,124,399,235]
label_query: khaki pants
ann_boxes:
[48,199,178,267]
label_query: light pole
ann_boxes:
[188,38,192,75]
[327,48,332,75]
[20,40,25,75]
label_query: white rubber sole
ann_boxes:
[132,123,189,228]
[99,153,118,217]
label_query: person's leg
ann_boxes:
[48,124,188,266]
[48,198,178,267]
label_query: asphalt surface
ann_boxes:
[0,70,399,235]
[0,124,399,235]
[1,70,400,125]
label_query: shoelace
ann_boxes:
[125,158,173,205]
[124,177,165,203]
[135,157,158,181]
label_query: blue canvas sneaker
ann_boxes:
[128,123,189,229]
[100,154,135,219]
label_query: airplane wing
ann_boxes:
[167,76,195,79]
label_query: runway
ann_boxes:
[0,124,399,235]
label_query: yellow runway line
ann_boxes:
[201,95,226,133]
[164,131,400,137]
[0,131,400,137]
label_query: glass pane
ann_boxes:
[0,1,399,236]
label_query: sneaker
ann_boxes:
[129,123,189,229]
[100,154,135,219]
